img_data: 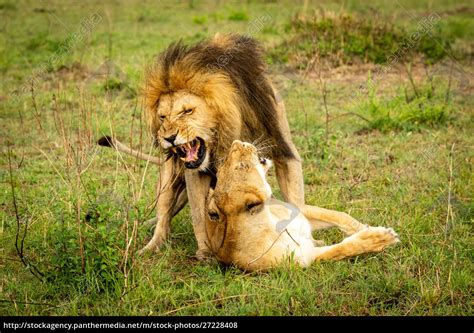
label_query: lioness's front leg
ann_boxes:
[140,158,185,253]
[301,205,368,236]
[184,170,212,260]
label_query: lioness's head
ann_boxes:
[207,140,272,223]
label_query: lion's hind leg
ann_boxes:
[311,227,399,261]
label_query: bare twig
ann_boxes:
[444,143,455,240]
[405,61,420,99]
[7,145,44,282]
[162,294,256,315]
[0,299,58,308]
[30,84,45,135]
[444,60,454,106]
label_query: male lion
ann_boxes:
[205,140,399,271]
[139,34,305,258]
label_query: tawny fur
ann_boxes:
[140,34,305,256]
[205,141,400,272]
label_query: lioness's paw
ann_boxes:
[350,226,399,252]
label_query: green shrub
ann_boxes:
[356,78,451,132]
[269,11,453,68]
[46,200,126,294]
[228,11,248,21]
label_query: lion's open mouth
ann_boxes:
[170,137,206,169]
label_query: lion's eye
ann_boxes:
[159,115,166,121]
[183,108,194,115]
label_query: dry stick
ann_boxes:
[162,294,256,316]
[405,61,420,99]
[444,60,454,106]
[7,146,44,281]
[317,63,330,145]
[129,99,138,165]
[328,112,370,123]
[75,175,85,274]
[30,84,45,135]
[444,143,455,240]
[0,299,58,308]
[423,63,435,97]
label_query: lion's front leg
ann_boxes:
[184,170,212,260]
[140,158,185,254]
[272,87,305,207]
[274,156,305,207]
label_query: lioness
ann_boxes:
[205,140,399,271]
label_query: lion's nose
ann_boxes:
[164,134,177,145]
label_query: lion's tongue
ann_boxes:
[185,145,198,162]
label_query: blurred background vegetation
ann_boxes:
[0,0,472,315]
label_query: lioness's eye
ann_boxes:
[159,115,165,121]
[208,211,219,221]
[183,108,194,115]
[246,202,262,211]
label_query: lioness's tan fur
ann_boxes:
[205,141,399,271]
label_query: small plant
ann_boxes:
[228,10,248,21]
[193,15,207,25]
[356,76,451,132]
[269,11,452,68]
[45,198,129,294]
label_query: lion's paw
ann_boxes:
[138,239,163,256]
[194,248,215,262]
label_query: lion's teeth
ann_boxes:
[171,147,177,154]
[179,157,186,162]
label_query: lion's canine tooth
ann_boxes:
[171,147,177,154]
[179,157,186,162]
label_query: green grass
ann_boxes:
[1,0,473,316]
[355,77,452,132]
[268,10,465,68]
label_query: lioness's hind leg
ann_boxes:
[312,227,399,261]
[302,205,368,235]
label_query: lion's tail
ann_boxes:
[97,136,162,165]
